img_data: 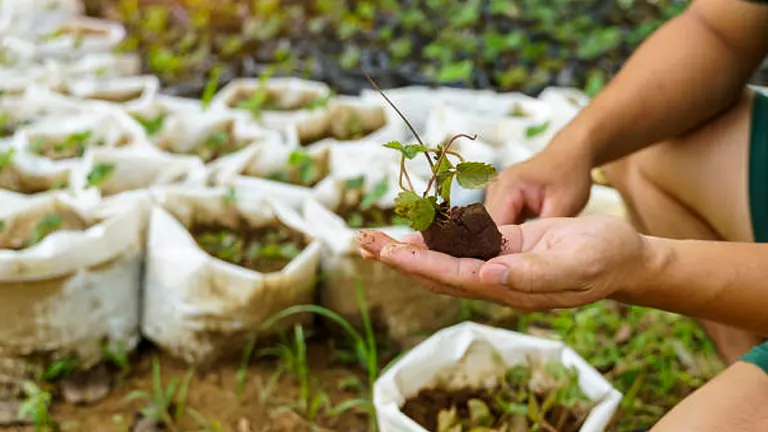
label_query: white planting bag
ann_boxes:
[211,77,332,144]
[13,108,150,170]
[302,170,462,346]
[218,138,333,210]
[51,52,142,80]
[0,37,35,70]
[61,75,159,111]
[142,186,322,365]
[71,146,207,199]
[360,86,441,141]
[303,96,403,149]
[150,110,282,182]
[526,87,591,154]
[0,85,85,124]
[374,322,622,432]
[28,17,125,60]
[0,190,146,385]
[0,140,73,203]
[425,92,552,149]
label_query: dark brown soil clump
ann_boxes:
[191,221,308,273]
[423,203,502,260]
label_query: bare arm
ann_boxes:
[615,237,768,335]
[549,0,768,166]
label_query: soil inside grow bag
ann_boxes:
[29,130,114,160]
[191,221,308,273]
[264,150,330,188]
[229,87,328,113]
[300,108,385,147]
[402,363,593,432]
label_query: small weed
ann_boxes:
[124,357,181,431]
[18,381,55,432]
[132,114,166,136]
[261,281,379,431]
[25,214,64,249]
[189,409,222,432]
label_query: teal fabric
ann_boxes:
[749,91,768,243]
[741,342,768,375]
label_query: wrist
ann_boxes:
[611,235,674,304]
[544,120,603,169]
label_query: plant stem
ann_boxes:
[424,133,476,198]
[362,71,433,170]
[398,155,415,192]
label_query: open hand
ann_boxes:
[357,215,648,312]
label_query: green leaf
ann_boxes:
[360,179,388,210]
[403,144,428,160]
[345,176,365,191]
[394,191,436,231]
[526,121,550,139]
[201,66,223,110]
[86,163,115,188]
[133,114,166,136]
[383,141,403,151]
[455,162,497,189]
[0,147,14,169]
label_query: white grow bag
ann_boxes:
[375,322,622,432]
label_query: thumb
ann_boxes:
[478,252,573,293]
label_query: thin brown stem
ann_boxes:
[362,71,433,170]
[424,133,477,197]
[398,155,415,192]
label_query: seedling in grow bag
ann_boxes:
[229,69,332,120]
[265,149,329,187]
[300,109,376,147]
[29,130,111,160]
[0,113,28,138]
[86,163,116,188]
[168,122,247,163]
[365,74,502,260]
[0,211,87,250]
[131,113,166,136]
[335,175,409,229]
[0,148,69,193]
[402,359,594,432]
[192,217,309,273]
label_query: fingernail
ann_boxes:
[481,263,509,285]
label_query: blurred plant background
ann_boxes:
[83,0,709,98]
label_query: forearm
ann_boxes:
[614,237,768,335]
[549,1,768,167]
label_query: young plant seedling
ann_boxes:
[18,381,55,432]
[86,163,116,188]
[265,149,329,187]
[365,74,502,260]
[335,175,408,229]
[30,130,94,160]
[124,357,186,432]
[193,125,246,163]
[25,213,65,249]
[132,113,166,136]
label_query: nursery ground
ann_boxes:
[4,301,724,432]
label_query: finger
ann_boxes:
[359,248,375,260]
[497,218,561,255]
[401,233,426,247]
[486,181,524,226]
[540,191,579,219]
[479,251,581,294]
[378,243,486,289]
[407,273,482,300]
[356,230,399,258]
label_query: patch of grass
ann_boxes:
[124,357,194,432]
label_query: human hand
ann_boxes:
[357,215,648,312]
[485,141,593,225]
